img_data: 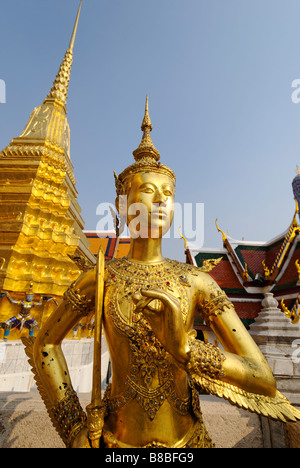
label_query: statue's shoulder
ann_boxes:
[105,257,121,271]
[104,257,123,280]
[166,259,202,275]
[165,259,206,286]
[166,259,222,291]
[168,257,223,277]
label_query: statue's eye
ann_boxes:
[163,189,173,197]
[141,187,154,194]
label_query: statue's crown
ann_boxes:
[114,96,176,195]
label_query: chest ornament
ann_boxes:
[105,257,193,420]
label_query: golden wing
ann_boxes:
[22,336,60,428]
[193,372,300,422]
[22,336,88,447]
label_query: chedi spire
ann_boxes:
[44,0,83,109]
[0,0,95,300]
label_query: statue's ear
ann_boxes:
[118,195,128,215]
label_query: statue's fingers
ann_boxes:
[135,297,154,313]
[141,288,175,308]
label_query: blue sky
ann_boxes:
[1,0,300,261]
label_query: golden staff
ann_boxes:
[86,246,105,448]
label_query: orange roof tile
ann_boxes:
[84,232,130,260]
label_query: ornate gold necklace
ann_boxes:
[106,256,192,321]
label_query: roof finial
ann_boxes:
[44,0,83,108]
[133,95,160,162]
[215,219,227,243]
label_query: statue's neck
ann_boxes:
[128,238,164,264]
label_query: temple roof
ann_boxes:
[84,231,130,261]
[187,200,300,324]
[191,227,300,293]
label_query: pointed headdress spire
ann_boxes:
[142,94,153,132]
[133,95,160,162]
[114,96,176,196]
[44,0,83,108]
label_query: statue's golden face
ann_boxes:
[126,172,175,239]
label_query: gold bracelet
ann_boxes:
[50,389,87,448]
[64,283,93,316]
[200,290,232,323]
[187,339,225,380]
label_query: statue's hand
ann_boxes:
[135,288,190,365]
[71,427,92,448]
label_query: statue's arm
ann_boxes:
[34,298,44,307]
[24,268,96,447]
[139,281,300,421]
[194,273,276,397]
[6,293,20,305]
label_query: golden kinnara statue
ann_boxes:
[23,96,300,448]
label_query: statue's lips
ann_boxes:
[150,210,169,219]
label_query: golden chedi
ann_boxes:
[23,97,300,448]
[0,0,95,340]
